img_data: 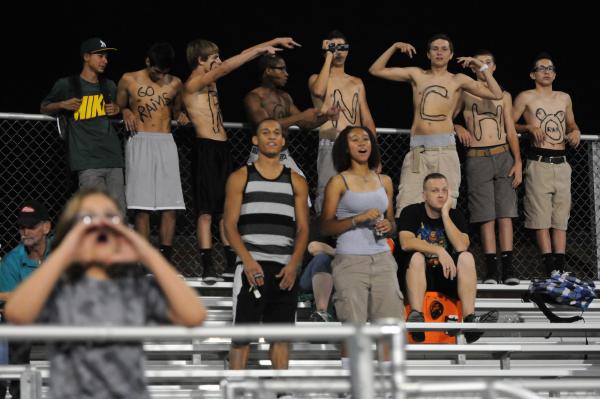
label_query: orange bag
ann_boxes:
[405,291,463,344]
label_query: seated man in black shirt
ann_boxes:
[397,173,498,343]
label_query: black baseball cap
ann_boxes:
[80,37,117,56]
[17,200,50,228]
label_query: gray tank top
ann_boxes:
[335,174,390,255]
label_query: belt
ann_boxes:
[466,144,509,158]
[527,154,566,164]
[411,145,456,173]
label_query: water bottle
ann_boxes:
[374,214,385,238]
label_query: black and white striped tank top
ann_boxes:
[237,164,296,266]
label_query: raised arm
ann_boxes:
[441,194,469,252]
[369,42,418,82]
[456,57,503,100]
[241,37,300,55]
[184,46,281,94]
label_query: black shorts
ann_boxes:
[192,138,233,215]
[233,261,298,345]
[398,251,460,300]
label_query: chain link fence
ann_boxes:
[1,114,599,280]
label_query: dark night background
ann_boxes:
[1,3,598,135]
[1,3,598,277]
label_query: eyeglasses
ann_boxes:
[270,66,288,72]
[533,65,555,73]
[76,213,122,225]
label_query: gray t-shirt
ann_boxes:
[38,270,169,399]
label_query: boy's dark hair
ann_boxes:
[532,51,556,72]
[326,29,348,43]
[257,54,285,75]
[147,41,175,70]
[427,33,454,53]
[473,49,495,63]
[332,126,380,172]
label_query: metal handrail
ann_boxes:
[0,322,405,399]
[1,112,599,140]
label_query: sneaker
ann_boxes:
[463,310,499,344]
[309,310,332,322]
[406,310,425,342]
[483,256,499,284]
[502,261,519,285]
[483,271,499,284]
[202,267,224,285]
[502,271,520,285]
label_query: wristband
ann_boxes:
[479,64,489,72]
[351,217,356,228]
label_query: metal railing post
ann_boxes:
[388,322,406,399]
[348,324,374,399]
[20,367,42,399]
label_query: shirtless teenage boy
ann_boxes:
[244,54,337,183]
[454,49,522,285]
[309,30,376,214]
[512,53,580,275]
[183,37,299,282]
[369,34,503,216]
[116,41,187,262]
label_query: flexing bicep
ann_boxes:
[372,66,415,82]
[460,77,498,100]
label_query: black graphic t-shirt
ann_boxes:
[398,202,468,262]
[42,77,123,171]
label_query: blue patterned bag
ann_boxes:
[525,271,597,323]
